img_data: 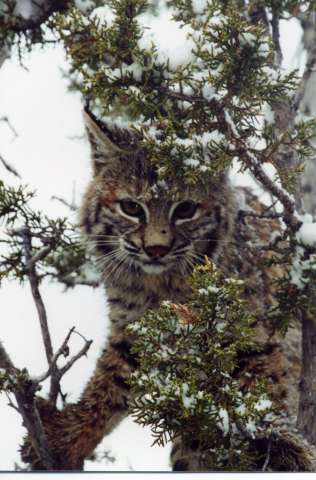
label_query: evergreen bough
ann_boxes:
[128,260,273,470]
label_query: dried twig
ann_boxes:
[0,116,18,138]
[0,154,21,178]
[51,195,78,212]
[35,325,92,399]
[36,327,76,384]
[48,327,93,403]
[58,335,93,377]
[5,392,20,413]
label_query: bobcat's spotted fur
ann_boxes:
[21,111,316,471]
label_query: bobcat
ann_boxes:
[21,109,316,471]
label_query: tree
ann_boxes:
[1,0,316,471]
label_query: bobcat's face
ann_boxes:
[81,110,232,280]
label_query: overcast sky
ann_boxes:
[0,12,303,473]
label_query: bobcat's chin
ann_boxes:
[140,262,170,275]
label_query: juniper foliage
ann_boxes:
[0,180,97,288]
[128,260,273,470]
[50,0,316,192]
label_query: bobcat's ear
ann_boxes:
[83,109,123,171]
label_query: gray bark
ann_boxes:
[300,12,316,216]
[295,10,316,446]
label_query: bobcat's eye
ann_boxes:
[173,201,197,220]
[120,199,144,217]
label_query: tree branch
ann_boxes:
[293,41,316,113]
[47,327,93,403]
[58,334,92,377]
[0,340,56,469]
[0,340,15,372]
[1,0,71,34]
[51,195,78,212]
[271,8,282,66]
[0,115,18,138]
[15,387,56,470]
[19,227,54,365]
[36,327,76,384]
[0,154,21,178]
[297,311,316,445]
[35,327,93,393]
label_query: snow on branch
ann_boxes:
[1,0,70,32]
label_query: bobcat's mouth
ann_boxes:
[141,262,169,274]
[138,255,172,274]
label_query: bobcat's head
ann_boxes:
[80,110,233,281]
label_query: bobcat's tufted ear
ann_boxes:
[83,109,124,172]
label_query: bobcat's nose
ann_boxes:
[145,245,170,258]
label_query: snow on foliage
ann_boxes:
[90,5,116,25]
[13,0,37,19]
[287,216,316,290]
[297,215,316,247]
[138,9,195,70]
[191,0,208,15]
[128,260,273,470]
[74,0,95,14]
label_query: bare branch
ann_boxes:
[0,154,21,178]
[271,9,282,66]
[0,116,18,138]
[293,43,316,113]
[34,325,92,402]
[0,340,15,372]
[0,37,11,69]
[51,195,78,212]
[58,335,93,377]
[49,330,92,402]
[18,227,54,365]
[238,146,300,230]
[5,392,20,413]
[36,327,76,384]
[27,245,53,270]
[297,312,316,445]
[15,388,56,470]
[0,342,56,468]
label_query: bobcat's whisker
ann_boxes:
[86,233,120,238]
[183,255,196,274]
[186,251,205,267]
[95,248,122,261]
[101,250,129,281]
[90,241,120,246]
[94,250,123,270]
[193,237,236,245]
